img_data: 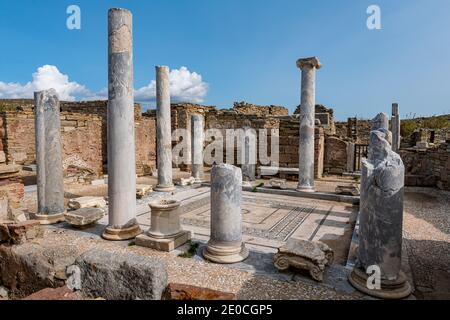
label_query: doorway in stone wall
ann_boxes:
[354,144,368,171]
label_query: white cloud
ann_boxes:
[134,66,208,104]
[0,65,208,104]
[0,65,94,101]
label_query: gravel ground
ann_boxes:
[403,187,450,299]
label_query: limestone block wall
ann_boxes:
[400,142,450,190]
[324,136,349,175]
[0,100,156,180]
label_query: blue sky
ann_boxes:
[0,0,449,120]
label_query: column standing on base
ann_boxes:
[102,8,142,241]
[155,66,176,192]
[296,57,321,193]
[34,89,65,225]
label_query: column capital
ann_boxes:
[296,57,322,70]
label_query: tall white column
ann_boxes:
[191,114,204,183]
[34,89,65,225]
[155,66,176,192]
[296,57,321,192]
[103,8,142,241]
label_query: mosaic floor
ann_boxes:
[134,187,358,261]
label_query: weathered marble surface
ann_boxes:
[296,57,321,192]
[155,66,175,192]
[358,130,405,280]
[203,164,248,263]
[191,114,204,183]
[34,89,65,222]
[371,112,393,145]
[104,8,141,239]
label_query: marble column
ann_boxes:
[203,164,249,263]
[296,57,321,192]
[349,130,412,299]
[155,65,175,192]
[241,129,256,187]
[102,8,142,241]
[34,89,65,224]
[391,103,401,153]
[191,114,204,184]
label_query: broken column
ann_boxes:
[349,130,412,299]
[371,112,392,145]
[155,66,175,192]
[102,8,142,240]
[391,103,401,153]
[296,57,321,192]
[203,164,248,263]
[34,89,65,224]
[191,114,204,184]
[135,199,191,251]
[241,128,256,187]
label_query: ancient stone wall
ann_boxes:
[0,100,156,180]
[324,136,349,175]
[400,142,450,190]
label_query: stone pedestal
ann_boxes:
[103,8,142,240]
[296,57,321,193]
[203,164,248,263]
[349,129,412,299]
[135,199,191,252]
[191,114,204,184]
[34,89,65,225]
[391,103,401,153]
[155,66,176,192]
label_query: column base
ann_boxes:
[203,241,249,264]
[135,230,192,252]
[296,185,315,193]
[102,224,142,241]
[154,184,176,192]
[348,267,412,299]
[35,212,66,225]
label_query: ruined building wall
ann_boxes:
[400,143,450,190]
[0,100,156,180]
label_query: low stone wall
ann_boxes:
[400,142,450,190]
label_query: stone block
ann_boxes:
[335,185,360,196]
[64,208,105,227]
[269,178,287,189]
[74,249,167,300]
[135,231,192,252]
[273,238,333,282]
[136,184,153,199]
[68,196,107,210]
[175,177,196,186]
[162,283,236,300]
